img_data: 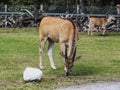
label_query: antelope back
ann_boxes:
[89,17,107,26]
[39,16,79,42]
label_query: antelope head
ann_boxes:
[61,47,81,76]
[107,14,116,24]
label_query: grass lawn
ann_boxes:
[0,28,120,90]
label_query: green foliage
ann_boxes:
[0,0,118,6]
[9,0,35,5]
[0,0,75,5]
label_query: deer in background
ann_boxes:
[39,16,80,76]
[80,14,116,35]
[88,14,116,35]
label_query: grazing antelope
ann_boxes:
[88,14,116,35]
[39,16,80,76]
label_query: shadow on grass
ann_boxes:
[71,64,104,76]
[96,32,120,37]
[44,64,105,77]
[23,79,43,84]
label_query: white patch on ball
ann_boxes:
[23,67,42,81]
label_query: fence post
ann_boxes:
[76,0,80,14]
[76,0,81,31]
[80,0,83,14]
[40,4,43,11]
[4,4,7,28]
[116,4,120,15]
[116,4,120,31]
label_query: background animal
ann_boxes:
[82,15,116,35]
[88,14,116,35]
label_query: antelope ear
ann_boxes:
[75,56,82,61]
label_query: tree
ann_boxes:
[9,0,34,5]
[0,0,10,4]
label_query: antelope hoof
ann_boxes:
[40,66,44,70]
[51,66,56,70]
[65,72,70,76]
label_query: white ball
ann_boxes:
[23,67,43,81]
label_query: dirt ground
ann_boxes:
[56,82,120,90]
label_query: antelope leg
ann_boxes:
[39,37,48,69]
[48,39,56,69]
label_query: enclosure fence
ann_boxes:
[0,4,120,30]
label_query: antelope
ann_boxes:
[39,16,80,76]
[88,14,116,35]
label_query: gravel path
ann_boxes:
[56,82,120,90]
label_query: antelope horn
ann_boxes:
[65,45,68,60]
[72,47,76,61]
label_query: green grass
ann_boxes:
[0,28,120,90]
